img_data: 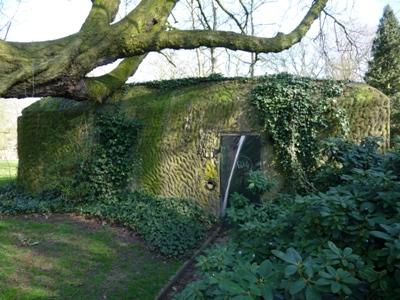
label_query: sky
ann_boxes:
[1,0,400,81]
[2,0,399,42]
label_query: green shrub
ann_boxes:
[0,183,74,214]
[177,242,366,300]
[313,137,384,191]
[247,170,276,195]
[0,185,215,257]
[79,192,215,257]
[177,138,400,299]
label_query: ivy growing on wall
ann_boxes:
[74,113,142,203]
[251,73,348,191]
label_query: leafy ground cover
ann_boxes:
[0,187,215,258]
[0,214,180,300]
[0,160,17,187]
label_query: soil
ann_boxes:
[160,261,202,299]
[158,228,228,299]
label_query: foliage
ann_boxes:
[365,5,400,97]
[72,113,142,203]
[365,5,400,140]
[130,73,229,90]
[177,242,365,300]
[246,170,276,195]
[78,192,215,257]
[0,183,73,214]
[251,73,347,191]
[313,137,384,191]
[177,138,400,299]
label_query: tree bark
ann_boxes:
[0,0,327,102]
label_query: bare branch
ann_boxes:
[322,8,357,53]
[214,0,246,34]
[157,51,177,68]
[195,0,212,30]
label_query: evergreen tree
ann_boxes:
[365,5,400,95]
[365,5,400,141]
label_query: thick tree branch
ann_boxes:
[0,0,327,101]
[80,55,146,102]
[81,0,121,30]
[115,0,178,34]
[121,0,327,55]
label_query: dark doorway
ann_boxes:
[220,134,261,214]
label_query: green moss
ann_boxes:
[338,83,390,148]
[17,102,94,192]
[205,160,218,180]
[22,97,92,114]
[17,79,390,212]
[118,81,255,200]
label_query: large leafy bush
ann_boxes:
[177,138,400,299]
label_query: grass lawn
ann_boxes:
[0,214,181,300]
[0,160,18,187]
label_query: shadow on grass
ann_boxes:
[0,160,17,188]
[0,215,181,300]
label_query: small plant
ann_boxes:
[247,170,276,195]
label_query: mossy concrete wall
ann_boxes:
[114,81,269,214]
[17,80,390,214]
[338,84,390,148]
[18,98,95,193]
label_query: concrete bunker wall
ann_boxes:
[17,80,390,215]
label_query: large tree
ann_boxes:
[0,0,328,102]
[365,5,400,140]
[365,5,400,96]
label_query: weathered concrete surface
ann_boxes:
[17,79,390,214]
